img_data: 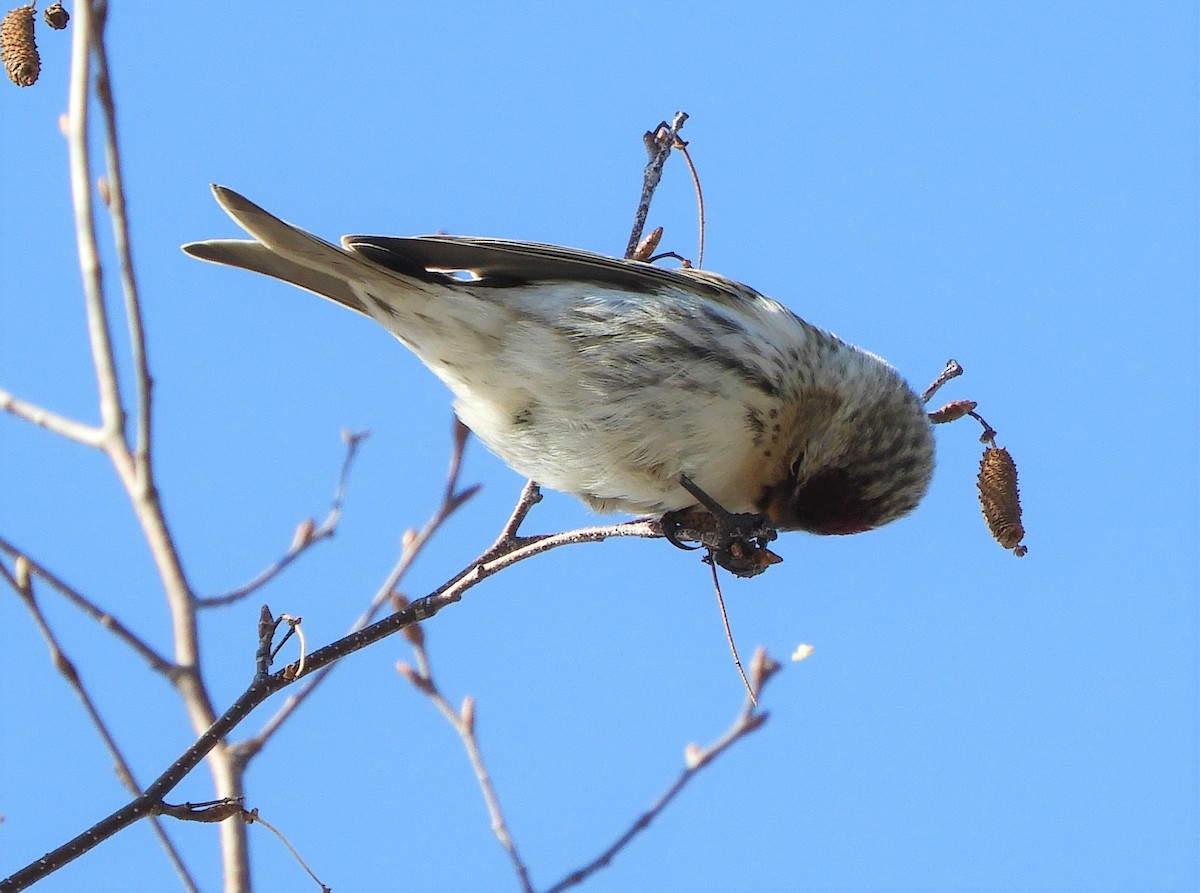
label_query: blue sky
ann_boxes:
[1,3,1196,891]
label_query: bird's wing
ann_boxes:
[184,185,759,308]
[345,234,749,302]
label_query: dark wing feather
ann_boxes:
[183,185,751,308]
[345,235,744,301]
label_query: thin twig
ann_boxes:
[200,430,370,607]
[921,359,963,404]
[235,419,477,762]
[1,558,202,893]
[244,809,331,892]
[0,387,105,447]
[487,480,544,554]
[672,137,706,268]
[545,649,781,893]
[153,799,245,824]
[625,112,688,259]
[0,534,173,674]
[0,498,665,890]
[705,552,755,705]
[67,0,124,445]
[90,12,152,482]
[399,623,534,893]
[65,3,234,884]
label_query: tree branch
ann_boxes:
[235,418,478,763]
[546,649,780,893]
[398,620,534,893]
[0,534,172,675]
[625,111,688,258]
[0,478,668,890]
[0,387,105,447]
[199,429,369,608]
[0,558,201,893]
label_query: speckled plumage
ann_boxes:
[184,186,934,536]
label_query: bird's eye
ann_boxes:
[790,453,804,479]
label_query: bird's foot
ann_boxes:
[659,476,783,578]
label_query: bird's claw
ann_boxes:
[659,481,783,578]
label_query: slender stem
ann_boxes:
[199,430,369,608]
[90,17,153,483]
[544,652,778,893]
[0,388,104,447]
[0,534,173,674]
[921,359,963,404]
[66,0,124,443]
[625,112,689,258]
[236,420,476,761]
[403,641,534,892]
[1,560,201,893]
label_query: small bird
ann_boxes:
[184,186,934,543]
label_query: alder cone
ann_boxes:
[2,4,38,87]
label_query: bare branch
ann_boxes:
[921,359,964,404]
[66,0,124,444]
[199,430,369,608]
[90,19,152,477]
[545,649,781,893]
[625,111,689,258]
[0,475,666,890]
[0,534,173,674]
[399,615,534,893]
[62,3,237,883]
[0,387,104,447]
[236,418,477,760]
[0,558,201,893]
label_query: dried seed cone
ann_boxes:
[44,2,68,30]
[978,446,1026,556]
[2,4,38,87]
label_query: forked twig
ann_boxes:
[625,112,688,259]
[545,649,781,893]
[235,419,478,763]
[0,534,172,674]
[0,557,201,893]
[398,614,534,893]
[199,430,369,607]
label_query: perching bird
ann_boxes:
[184,186,934,541]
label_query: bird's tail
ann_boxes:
[182,185,382,316]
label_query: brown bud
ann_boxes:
[396,660,433,693]
[43,2,68,30]
[631,226,663,261]
[927,399,978,425]
[2,5,39,87]
[978,446,1027,556]
[402,617,425,648]
[748,646,780,690]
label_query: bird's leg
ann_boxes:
[659,475,783,578]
